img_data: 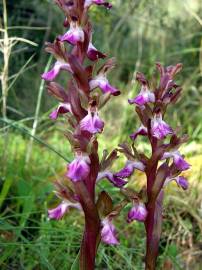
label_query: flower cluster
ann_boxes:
[42,2,133,266]
[42,1,190,269]
[121,63,190,268]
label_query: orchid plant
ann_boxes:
[42,0,128,269]
[42,1,190,269]
[123,64,190,269]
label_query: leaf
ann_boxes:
[96,191,113,218]
[70,251,80,270]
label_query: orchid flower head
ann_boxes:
[80,108,104,134]
[127,202,148,223]
[89,74,120,96]
[67,153,91,182]
[48,200,81,220]
[151,112,173,139]
[101,217,119,245]
[115,160,146,178]
[130,125,148,140]
[161,150,190,171]
[42,61,72,81]
[96,171,127,188]
[87,42,106,61]
[49,102,72,120]
[128,85,155,106]
[164,175,189,190]
[59,21,84,45]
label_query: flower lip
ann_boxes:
[101,218,119,245]
[115,161,145,178]
[80,109,104,134]
[49,103,72,120]
[58,22,84,45]
[89,74,120,96]
[127,202,148,223]
[128,86,155,106]
[164,175,189,190]
[161,150,190,171]
[41,61,72,81]
[130,125,148,140]
[67,154,91,182]
[151,113,173,139]
[48,200,81,220]
[87,42,106,61]
[96,171,127,188]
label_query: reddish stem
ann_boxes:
[145,136,163,270]
[145,191,163,270]
[74,181,100,270]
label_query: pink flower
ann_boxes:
[161,150,190,171]
[128,86,155,106]
[49,103,72,120]
[101,218,119,245]
[41,61,72,81]
[96,171,127,188]
[127,202,148,223]
[130,125,148,140]
[87,42,106,61]
[48,200,81,220]
[115,161,145,178]
[164,176,189,190]
[67,154,91,182]
[176,176,189,190]
[59,22,84,45]
[151,113,173,139]
[80,110,104,134]
[89,74,120,96]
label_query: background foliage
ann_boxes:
[0,0,202,269]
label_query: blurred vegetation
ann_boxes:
[0,0,202,269]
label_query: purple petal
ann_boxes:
[151,116,173,139]
[130,126,148,140]
[42,66,60,81]
[127,203,148,223]
[115,163,134,178]
[108,175,127,187]
[59,26,84,45]
[41,62,72,81]
[80,112,104,134]
[176,176,189,190]
[97,172,127,188]
[48,202,69,220]
[67,156,91,182]
[115,161,145,178]
[128,88,155,106]
[101,219,119,245]
[87,43,106,61]
[49,103,72,120]
[99,81,120,96]
[173,154,190,171]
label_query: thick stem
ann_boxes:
[74,181,100,270]
[145,191,163,270]
[80,217,100,270]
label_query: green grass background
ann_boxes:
[0,0,202,269]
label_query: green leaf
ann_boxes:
[96,191,113,218]
[70,251,80,270]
